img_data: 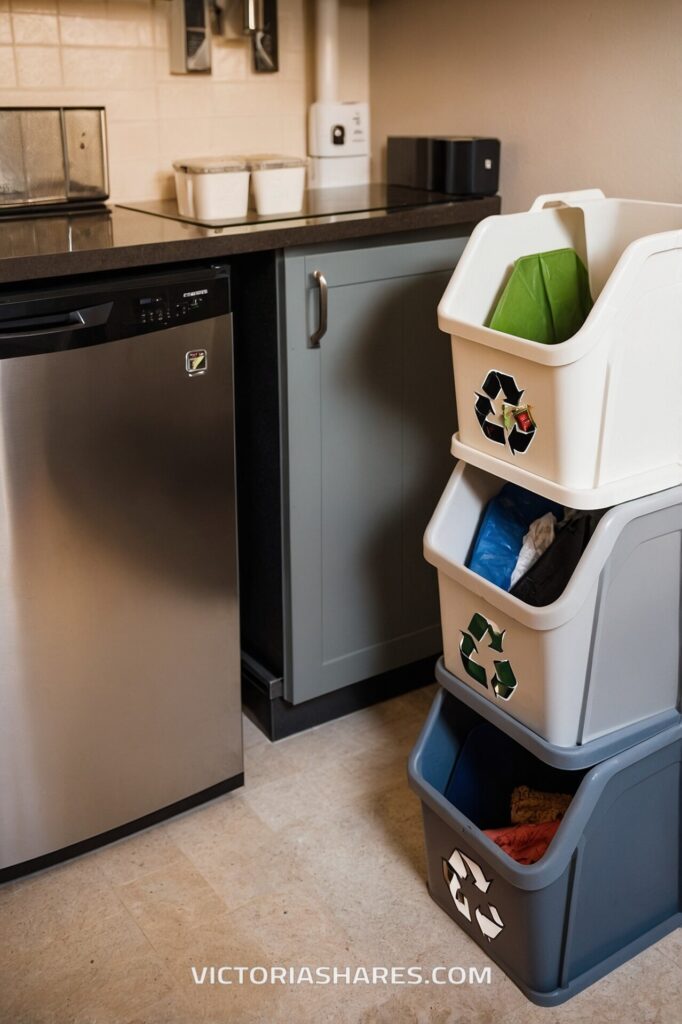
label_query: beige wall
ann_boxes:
[338,0,368,102]
[0,0,369,202]
[369,0,682,211]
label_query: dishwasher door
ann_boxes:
[0,279,242,874]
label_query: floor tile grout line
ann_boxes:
[89,843,239,978]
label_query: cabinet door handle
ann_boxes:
[309,270,328,347]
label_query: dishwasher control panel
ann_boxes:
[135,286,210,328]
[0,265,231,359]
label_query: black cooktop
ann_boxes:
[117,184,456,229]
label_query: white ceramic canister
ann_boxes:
[247,155,307,215]
[172,156,250,221]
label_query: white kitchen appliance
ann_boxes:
[308,0,370,188]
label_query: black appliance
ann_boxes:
[387,136,500,197]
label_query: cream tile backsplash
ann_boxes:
[0,0,323,202]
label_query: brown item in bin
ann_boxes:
[511,785,572,825]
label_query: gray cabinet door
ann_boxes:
[283,234,466,703]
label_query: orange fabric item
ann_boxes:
[484,820,561,865]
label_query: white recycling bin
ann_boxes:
[438,189,682,509]
[424,461,682,747]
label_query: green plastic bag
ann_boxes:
[488,248,593,344]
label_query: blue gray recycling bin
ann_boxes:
[408,682,682,1006]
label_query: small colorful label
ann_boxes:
[460,613,518,700]
[475,369,536,455]
[186,349,208,376]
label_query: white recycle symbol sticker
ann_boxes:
[442,848,504,942]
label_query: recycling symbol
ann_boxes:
[475,369,536,455]
[460,613,518,700]
[442,848,504,941]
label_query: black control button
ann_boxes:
[332,124,345,146]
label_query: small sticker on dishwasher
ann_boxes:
[186,349,207,376]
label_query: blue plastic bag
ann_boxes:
[468,484,563,591]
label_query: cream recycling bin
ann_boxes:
[424,462,682,748]
[438,189,682,508]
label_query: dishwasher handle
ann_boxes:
[0,301,113,342]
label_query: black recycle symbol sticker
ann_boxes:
[474,369,536,455]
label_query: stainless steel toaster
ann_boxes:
[0,107,109,211]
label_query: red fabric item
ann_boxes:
[484,820,561,865]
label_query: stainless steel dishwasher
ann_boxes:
[0,264,243,880]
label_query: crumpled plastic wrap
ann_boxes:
[467,484,563,591]
[510,512,596,606]
[510,511,557,588]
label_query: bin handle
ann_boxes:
[529,188,605,211]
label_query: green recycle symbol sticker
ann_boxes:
[459,613,518,700]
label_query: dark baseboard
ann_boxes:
[0,772,244,885]
[242,654,438,741]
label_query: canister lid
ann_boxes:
[247,154,308,170]
[172,155,248,174]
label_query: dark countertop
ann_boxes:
[0,185,500,286]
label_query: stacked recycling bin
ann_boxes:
[408,189,682,1006]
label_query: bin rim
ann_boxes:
[438,199,682,367]
[448,437,682,511]
[408,686,682,892]
[434,657,682,767]
[423,461,682,631]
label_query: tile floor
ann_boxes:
[1,684,680,1023]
